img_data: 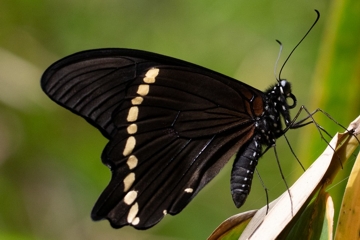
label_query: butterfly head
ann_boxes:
[279,79,297,108]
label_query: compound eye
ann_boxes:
[280,79,292,96]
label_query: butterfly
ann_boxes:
[41,11,320,230]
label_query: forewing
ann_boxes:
[41,49,165,138]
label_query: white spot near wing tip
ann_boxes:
[127,155,138,169]
[123,136,136,156]
[163,210,167,215]
[127,202,139,223]
[144,68,159,83]
[137,84,150,96]
[123,172,135,192]
[184,188,193,193]
[127,106,139,122]
[124,190,138,205]
[127,124,138,134]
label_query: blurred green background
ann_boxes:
[0,0,359,239]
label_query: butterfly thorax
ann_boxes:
[255,80,295,147]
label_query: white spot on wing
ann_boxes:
[184,188,193,193]
[137,84,150,96]
[127,155,138,169]
[127,202,139,223]
[127,106,139,122]
[143,68,159,83]
[132,217,140,225]
[131,96,143,105]
[123,136,136,156]
[127,124,138,134]
[124,190,138,205]
[123,173,135,192]
[163,210,167,215]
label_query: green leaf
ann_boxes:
[335,151,360,239]
[283,190,333,240]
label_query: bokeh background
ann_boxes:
[1,0,359,239]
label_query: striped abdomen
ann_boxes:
[231,135,262,208]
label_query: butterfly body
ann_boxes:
[41,48,295,229]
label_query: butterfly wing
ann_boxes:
[41,49,266,229]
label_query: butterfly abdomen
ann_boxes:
[230,135,262,208]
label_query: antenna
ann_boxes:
[274,40,283,82]
[278,10,320,81]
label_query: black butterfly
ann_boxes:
[41,11,319,230]
[40,48,296,228]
